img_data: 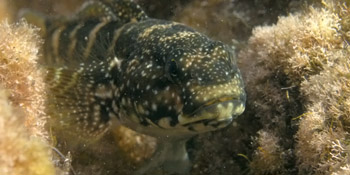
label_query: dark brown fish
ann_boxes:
[20,0,246,174]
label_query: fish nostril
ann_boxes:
[169,59,178,77]
[202,56,210,63]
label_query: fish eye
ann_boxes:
[169,59,178,77]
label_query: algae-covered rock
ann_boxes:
[0,20,55,175]
[0,90,54,175]
[172,0,310,44]
[239,0,350,174]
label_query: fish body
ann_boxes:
[21,0,246,173]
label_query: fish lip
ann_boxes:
[178,96,243,126]
[188,116,233,125]
[188,96,236,117]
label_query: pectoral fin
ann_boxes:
[45,67,112,141]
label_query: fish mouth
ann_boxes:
[178,96,245,127]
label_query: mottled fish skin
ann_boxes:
[29,0,246,139]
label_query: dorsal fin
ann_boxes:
[18,0,148,38]
[18,9,70,37]
[17,9,48,36]
[76,1,118,21]
[76,0,148,22]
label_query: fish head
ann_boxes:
[170,41,246,133]
[118,24,246,135]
